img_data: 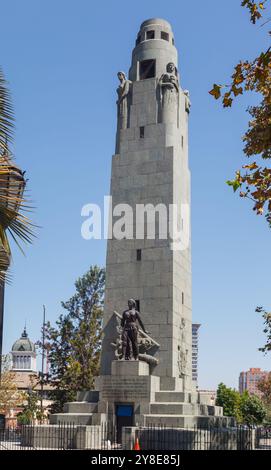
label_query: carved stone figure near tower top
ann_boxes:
[159,62,179,124]
[116,71,132,152]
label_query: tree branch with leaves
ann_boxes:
[209,1,271,226]
[42,266,105,413]
[256,306,271,353]
[0,355,24,419]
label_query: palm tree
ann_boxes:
[0,68,34,275]
[0,68,34,375]
[0,153,34,278]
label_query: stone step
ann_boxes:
[150,403,224,417]
[63,402,98,413]
[76,391,99,402]
[198,405,223,417]
[144,414,234,428]
[49,413,93,425]
[150,403,194,415]
[144,414,206,428]
[155,392,191,403]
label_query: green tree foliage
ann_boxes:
[240,390,267,424]
[209,1,271,226]
[47,389,76,415]
[0,355,24,418]
[216,382,267,424]
[43,266,105,412]
[17,389,44,425]
[216,383,242,421]
[256,306,271,353]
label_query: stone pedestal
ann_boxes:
[111,360,149,376]
[50,359,232,429]
[98,360,157,405]
[94,361,160,425]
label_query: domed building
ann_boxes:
[2,327,54,428]
[11,327,37,372]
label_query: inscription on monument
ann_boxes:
[100,377,150,400]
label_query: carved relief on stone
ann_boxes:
[177,317,188,378]
[184,89,191,114]
[158,62,179,124]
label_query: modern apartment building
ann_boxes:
[239,368,269,397]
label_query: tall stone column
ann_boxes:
[101,18,192,393]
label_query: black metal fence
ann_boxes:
[133,425,271,450]
[0,423,119,450]
[255,426,271,450]
[0,423,270,450]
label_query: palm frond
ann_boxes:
[0,156,35,255]
[0,247,11,283]
[0,69,35,280]
[0,68,14,154]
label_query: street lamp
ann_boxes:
[0,153,26,378]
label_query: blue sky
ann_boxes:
[1,0,270,390]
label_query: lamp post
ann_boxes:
[40,305,46,418]
[0,154,26,378]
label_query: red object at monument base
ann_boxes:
[133,437,140,450]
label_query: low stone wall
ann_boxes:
[21,425,102,450]
[122,426,256,451]
[21,425,73,449]
[76,426,102,450]
[21,424,256,450]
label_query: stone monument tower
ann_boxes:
[51,19,229,431]
[101,18,192,393]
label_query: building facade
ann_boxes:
[11,327,36,372]
[0,328,52,428]
[239,368,269,397]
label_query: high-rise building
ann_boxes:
[192,323,201,386]
[239,368,269,397]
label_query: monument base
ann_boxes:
[50,361,234,429]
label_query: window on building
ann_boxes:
[182,136,184,148]
[182,292,184,305]
[136,249,142,261]
[140,126,145,139]
[146,30,155,39]
[135,299,140,312]
[161,31,169,41]
[139,59,156,80]
[172,38,175,45]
